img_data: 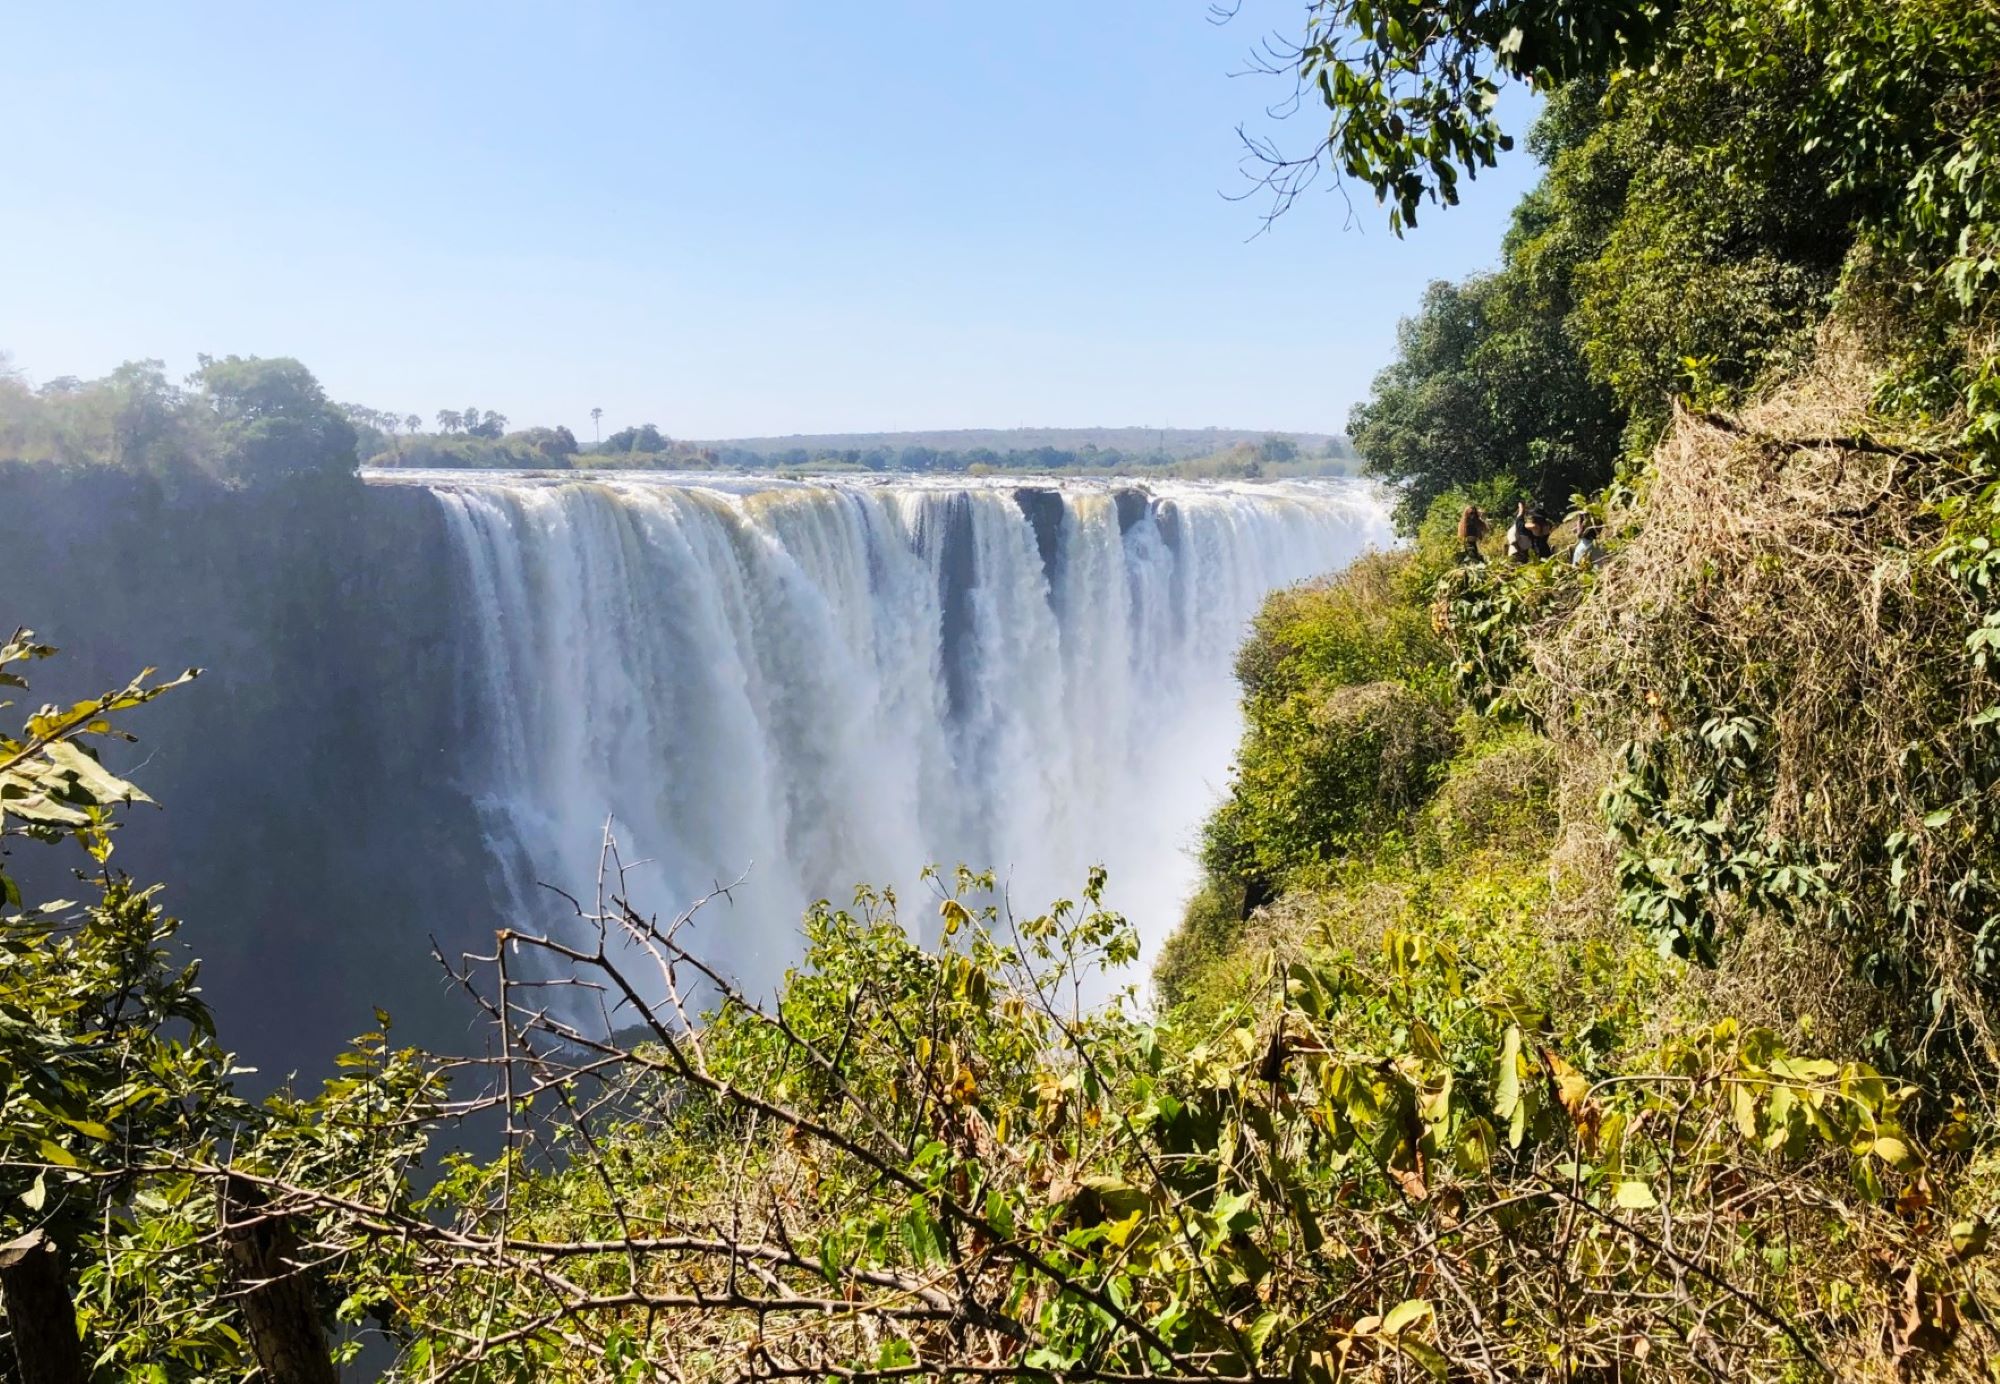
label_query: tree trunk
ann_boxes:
[220,1177,338,1384]
[0,1231,85,1384]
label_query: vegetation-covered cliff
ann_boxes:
[0,455,509,1077]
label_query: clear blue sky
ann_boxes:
[0,2,1540,439]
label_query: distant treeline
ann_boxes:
[0,356,1351,482]
[368,414,1354,477]
[1,355,365,486]
[692,425,1344,461]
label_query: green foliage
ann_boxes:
[1312,0,2000,481]
[1421,720,1557,856]
[1305,0,2000,1094]
[1,361,203,477]
[0,355,364,486]
[1334,0,2000,533]
[1205,680,1454,893]
[1203,551,1453,898]
[1521,388,2000,1086]
[1350,187,1624,531]
[602,422,673,454]
[1152,878,1253,1013]
[191,354,359,483]
[1231,549,1449,706]
[1563,52,1853,442]
[0,638,263,1375]
[1603,713,1837,966]
[1347,277,1520,529]
[1289,0,1677,231]
[379,430,587,470]
[248,847,1977,1379]
[0,630,194,901]
[0,635,455,1377]
[1430,548,1587,720]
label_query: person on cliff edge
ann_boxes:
[1457,504,1489,563]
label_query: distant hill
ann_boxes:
[691,427,1347,461]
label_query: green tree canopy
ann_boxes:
[1334,0,2000,520]
[192,354,358,483]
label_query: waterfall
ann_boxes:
[377,470,1392,990]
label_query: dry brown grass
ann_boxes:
[1532,333,1999,1075]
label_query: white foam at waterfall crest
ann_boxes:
[393,471,1392,994]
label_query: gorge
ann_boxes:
[0,466,1388,1070]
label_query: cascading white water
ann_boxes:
[376,470,1391,991]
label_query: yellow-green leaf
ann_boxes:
[939,898,971,936]
[1871,1135,1917,1170]
[44,738,150,806]
[1382,1298,1433,1337]
[1731,1081,1758,1139]
[1613,1179,1658,1210]
[1494,1024,1523,1146]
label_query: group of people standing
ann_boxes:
[1457,500,1603,567]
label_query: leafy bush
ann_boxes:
[77,843,1965,1381]
[1231,549,1448,704]
[1204,680,1455,893]
[1151,876,1251,1012]
[1198,551,1455,906]
[1421,723,1559,858]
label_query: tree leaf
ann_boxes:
[1382,1298,1433,1337]
[1245,1310,1283,1356]
[1494,1024,1524,1147]
[44,738,151,806]
[1872,1135,1917,1171]
[1613,1179,1658,1210]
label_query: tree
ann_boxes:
[1350,279,1514,526]
[590,406,602,443]
[1343,84,1647,526]
[0,636,251,1371]
[1255,0,1679,231]
[337,404,396,461]
[517,425,579,462]
[467,409,507,440]
[103,360,187,473]
[436,410,462,434]
[404,414,422,436]
[1277,0,2000,442]
[191,355,357,483]
[605,422,669,454]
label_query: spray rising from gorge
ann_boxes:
[392,471,1393,986]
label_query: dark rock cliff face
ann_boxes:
[0,465,503,1081]
[1012,486,1067,586]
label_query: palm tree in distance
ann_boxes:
[591,407,603,444]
